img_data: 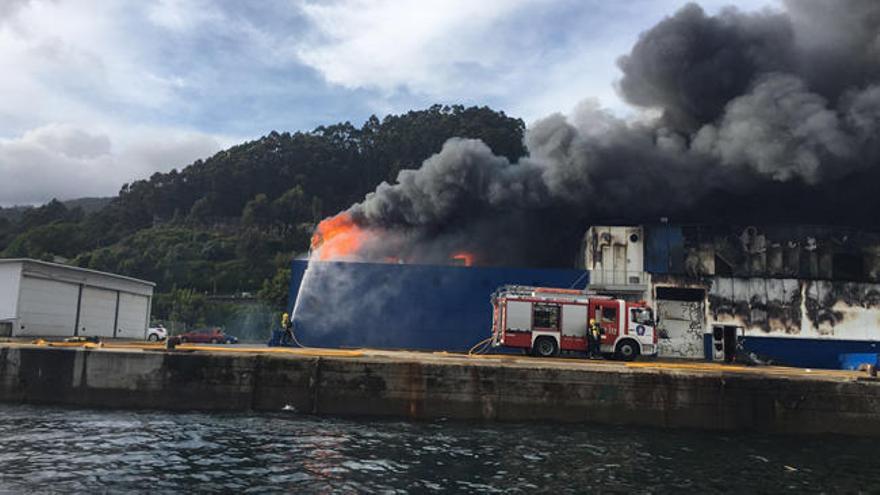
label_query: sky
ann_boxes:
[0,0,777,206]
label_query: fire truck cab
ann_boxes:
[490,285,658,360]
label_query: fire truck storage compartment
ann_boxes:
[506,301,532,332]
[561,304,587,337]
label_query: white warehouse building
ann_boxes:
[0,259,154,339]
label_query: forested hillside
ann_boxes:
[0,105,525,329]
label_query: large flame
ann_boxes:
[311,213,479,266]
[451,251,475,267]
[311,212,367,261]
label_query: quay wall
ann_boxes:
[1,346,879,436]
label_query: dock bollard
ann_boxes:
[165,336,181,350]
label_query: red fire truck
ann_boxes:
[490,285,658,360]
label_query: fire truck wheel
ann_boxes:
[615,339,640,361]
[532,337,559,358]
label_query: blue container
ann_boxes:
[286,260,588,351]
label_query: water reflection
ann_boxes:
[0,404,874,493]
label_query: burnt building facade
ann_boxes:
[583,224,880,368]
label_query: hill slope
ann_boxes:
[0,104,526,322]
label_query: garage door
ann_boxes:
[116,293,149,339]
[656,298,705,358]
[79,287,117,338]
[18,276,79,337]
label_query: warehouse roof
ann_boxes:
[0,258,156,287]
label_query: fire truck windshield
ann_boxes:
[631,308,654,325]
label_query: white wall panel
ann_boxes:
[116,293,149,339]
[0,263,22,321]
[18,276,79,337]
[79,287,117,338]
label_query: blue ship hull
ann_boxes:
[287,260,588,351]
[703,334,880,369]
[742,335,880,369]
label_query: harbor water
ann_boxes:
[0,403,876,493]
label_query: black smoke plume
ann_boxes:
[327,0,880,268]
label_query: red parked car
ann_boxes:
[177,327,239,344]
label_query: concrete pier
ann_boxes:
[1,342,879,436]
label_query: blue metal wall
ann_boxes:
[701,334,880,369]
[287,260,588,351]
[644,224,684,274]
[739,335,880,369]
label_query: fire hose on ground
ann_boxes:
[468,336,493,356]
[286,325,308,349]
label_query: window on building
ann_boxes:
[833,253,864,282]
[601,307,617,323]
[533,304,560,330]
[714,255,733,276]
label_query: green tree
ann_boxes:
[0,104,529,310]
[241,193,271,226]
[169,288,208,329]
[271,186,310,225]
[258,267,292,310]
[188,196,213,224]
[2,222,85,259]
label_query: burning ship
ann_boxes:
[292,222,880,369]
[288,0,880,369]
[290,212,588,351]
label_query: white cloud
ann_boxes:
[146,0,221,32]
[295,0,780,121]
[0,0,784,205]
[0,0,244,205]
[294,0,541,95]
[0,123,228,206]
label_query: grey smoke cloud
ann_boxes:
[617,3,795,130]
[333,0,880,267]
[693,74,857,183]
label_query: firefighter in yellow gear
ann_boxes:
[281,312,294,344]
[588,318,604,358]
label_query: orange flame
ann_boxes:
[311,212,367,261]
[451,252,475,267]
